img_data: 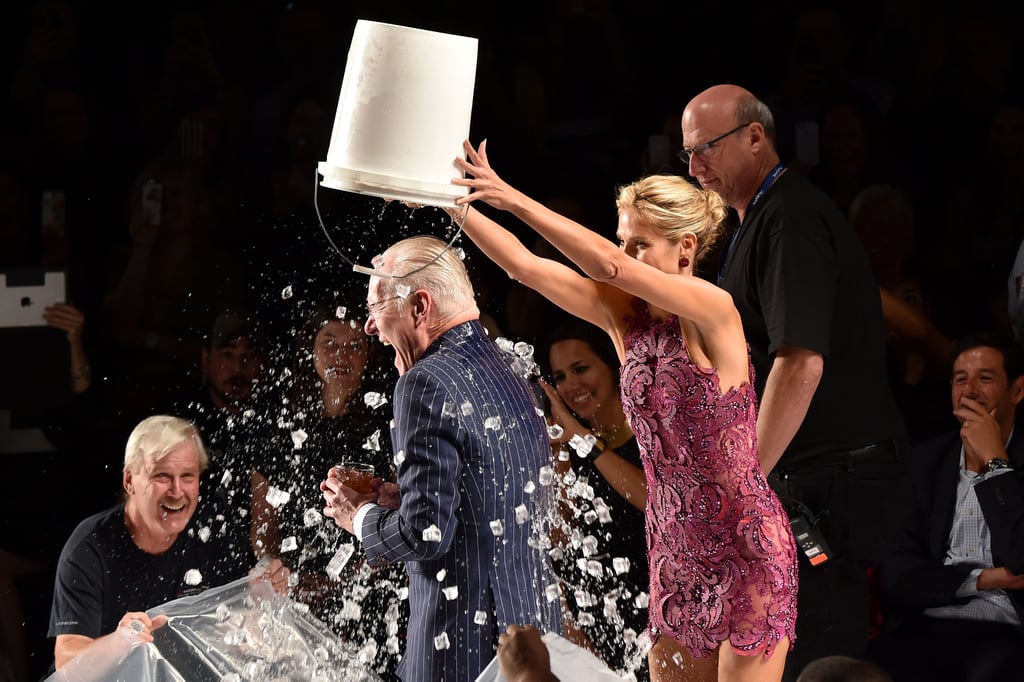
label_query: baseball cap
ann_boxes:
[208,309,258,349]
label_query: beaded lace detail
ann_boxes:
[621,299,798,657]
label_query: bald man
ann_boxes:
[680,84,909,680]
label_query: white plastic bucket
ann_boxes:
[318,20,478,207]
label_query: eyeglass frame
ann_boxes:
[678,122,754,163]
[365,295,403,317]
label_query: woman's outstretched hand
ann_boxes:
[452,139,520,211]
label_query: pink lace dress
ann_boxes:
[620,299,798,658]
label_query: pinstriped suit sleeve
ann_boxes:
[360,368,462,562]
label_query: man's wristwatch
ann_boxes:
[987,457,1011,473]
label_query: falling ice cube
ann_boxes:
[220,470,233,487]
[496,337,515,353]
[223,628,245,646]
[303,508,322,526]
[514,504,530,524]
[265,486,291,509]
[523,480,536,494]
[436,569,447,581]
[489,520,504,536]
[635,592,650,609]
[336,306,347,320]
[184,569,203,586]
[513,341,533,357]
[547,424,564,440]
[460,400,474,416]
[538,466,554,486]
[364,392,388,409]
[216,604,231,622]
[577,612,595,627]
[197,526,211,543]
[281,285,293,299]
[549,547,564,562]
[586,560,603,578]
[326,544,355,580]
[584,510,598,525]
[395,283,411,298]
[474,610,488,625]
[623,629,637,645]
[442,586,458,600]
[363,429,382,451]
[545,584,561,602]
[575,589,596,608]
[535,406,545,417]
[613,557,631,574]
[394,449,405,466]
[569,434,594,456]
[422,524,443,542]
[442,401,457,418]
[280,536,298,553]
[484,416,502,431]
[291,429,308,449]
[557,449,570,461]
[433,632,450,651]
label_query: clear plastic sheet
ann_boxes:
[475,631,628,682]
[46,576,384,682]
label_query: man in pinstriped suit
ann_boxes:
[323,235,562,681]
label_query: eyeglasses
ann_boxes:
[678,122,753,163]
[365,295,402,317]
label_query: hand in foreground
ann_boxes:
[116,611,168,646]
[452,139,519,211]
[43,302,85,343]
[321,469,380,534]
[498,624,559,682]
[374,479,401,509]
[247,556,291,596]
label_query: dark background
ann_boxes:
[1,0,1022,679]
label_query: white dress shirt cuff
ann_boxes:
[353,503,377,542]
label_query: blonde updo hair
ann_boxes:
[123,415,208,475]
[615,175,729,266]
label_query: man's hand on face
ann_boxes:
[955,397,1005,471]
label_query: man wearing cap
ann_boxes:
[171,308,268,577]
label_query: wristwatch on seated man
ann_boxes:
[987,457,1011,473]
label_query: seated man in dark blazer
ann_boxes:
[869,331,1024,681]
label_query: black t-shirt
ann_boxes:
[48,504,234,640]
[719,170,907,466]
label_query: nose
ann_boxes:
[168,477,183,496]
[364,316,378,336]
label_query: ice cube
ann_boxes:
[489,520,504,536]
[545,584,561,602]
[436,569,447,581]
[524,480,536,494]
[422,524,442,542]
[303,508,322,526]
[184,568,203,585]
[281,536,298,552]
[514,504,530,524]
[291,429,308,449]
[281,285,293,299]
[538,466,554,486]
[363,429,382,451]
[484,415,502,431]
[394,449,405,466]
[442,586,458,600]
[364,392,388,409]
[336,305,347,320]
[433,632,450,650]
[460,400,474,416]
[326,544,355,580]
[215,603,231,622]
[197,526,211,543]
[396,283,411,298]
[474,610,488,625]
[577,612,595,627]
[265,486,291,509]
[547,424,564,440]
[613,557,631,574]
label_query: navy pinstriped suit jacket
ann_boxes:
[360,321,563,681]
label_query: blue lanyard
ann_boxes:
[717,163,786,285]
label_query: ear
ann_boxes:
[1010,375,1024,407]
[123,469,134,496]
[413,291,432,319]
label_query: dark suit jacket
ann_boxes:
[880,429,1024,623]
[360,321,562,681]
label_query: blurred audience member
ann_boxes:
[870,332,1024,681]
